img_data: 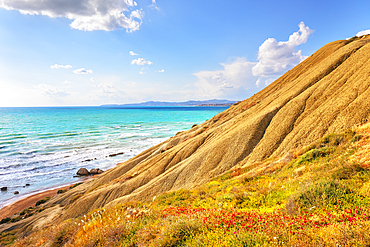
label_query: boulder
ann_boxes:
[1,187,7,191]
[89,168,98,174]
[90,168,104,175]
[14,191,19,194]
[77,168,90,176]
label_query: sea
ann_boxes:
[0,106,228,208]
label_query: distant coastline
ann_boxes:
[100,99,237,107]
[196,103,234,106]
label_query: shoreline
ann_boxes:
[0,176,92,221]
[0,185,72,220]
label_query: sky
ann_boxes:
[0,0,369,107]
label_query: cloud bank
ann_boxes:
[0,0,143,32]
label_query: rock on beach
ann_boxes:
[76,168,104,176]
[76,168,90,176]
[90,168,104,175]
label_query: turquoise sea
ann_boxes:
[0,106,228,208]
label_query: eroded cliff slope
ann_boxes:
[3,35,370,234]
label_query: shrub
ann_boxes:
[0,217,11,224]
[35,197,51,206]
[69,182,83,189]
[154,217,202,246]
[20,207,34,218]
[296,147,334,164]
[332,163,366,180]
[293,180,367,211]
[351,134,363,143]
[10,216,21,223]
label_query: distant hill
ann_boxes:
[100,99,237,107]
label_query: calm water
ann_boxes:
[0,106,228,208]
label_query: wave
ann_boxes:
[0,133,26,138]
[0,140,16,145]
[118,132,149,139]
[0,163,22,170]
[11,169,71,180]
[37,132,80,139]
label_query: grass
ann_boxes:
[6,123,370,246]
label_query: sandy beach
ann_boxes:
[0,185,71,220]
[0,172,102,221]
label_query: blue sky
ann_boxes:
[0,0,369,106]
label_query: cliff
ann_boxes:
[2,35,370,236]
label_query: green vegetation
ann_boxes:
[69,182,83,189]
[19,207,33,216]
[35,197,50,207]
[0,218,11,225]
[7,124,370,246]
[0,230,17,246]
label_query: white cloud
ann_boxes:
[129,51,139,56]
[73,68,93,74]
[0,0,144,32]
[131,58,153,65]
[356,29,370,37]
[61,80,72,84]
[90,78,95,82]
[36,84,70,97]
[193,22,313,99]
[252,22,314,77]
[157,69,164,72]
[50,64,72,69]
[193,58,257,98]
[150,0,159,10]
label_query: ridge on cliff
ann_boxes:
[2,35,370,234]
